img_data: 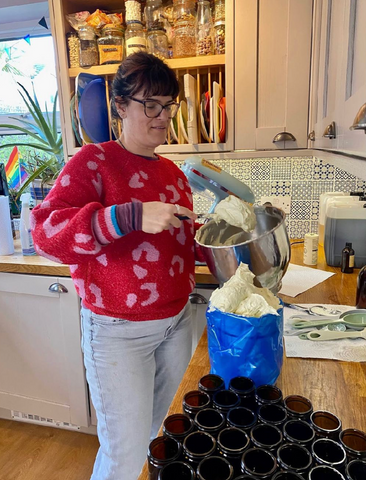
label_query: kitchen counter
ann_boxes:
[138,243,365,479]
[0,240,218,285]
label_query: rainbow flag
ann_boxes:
[5,146,28,190]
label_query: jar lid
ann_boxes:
[101,24,124,33]
[148,22,166,32]
[214,20,225,27]
[126,20,143,25]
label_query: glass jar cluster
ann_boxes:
[147,374,366,480]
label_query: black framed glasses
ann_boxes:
[127,96,180,119]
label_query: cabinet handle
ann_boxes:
[322,121,336,139]
[349,103,366,133]
[308,130,315,141]
[272,131,296,143]
[49,283,68,293]
[189,293,208,304]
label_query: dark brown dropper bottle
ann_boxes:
[341,242,355,273]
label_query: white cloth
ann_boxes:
[279,264,335,297]
[284,304,366,362]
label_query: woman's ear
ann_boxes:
[115,102,127,119]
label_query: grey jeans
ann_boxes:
[80,301,192,479]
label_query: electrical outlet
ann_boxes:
[261,196,291,214]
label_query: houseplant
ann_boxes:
[0,82,64,200]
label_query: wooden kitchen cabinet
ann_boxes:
[310,0,366,157]
[48,0,235,159]
[234,0,312,151]
[0,273,90,428]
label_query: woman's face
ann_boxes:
[118,91,174,154]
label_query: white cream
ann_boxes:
[209,263,281,317]
[214,195,256,232]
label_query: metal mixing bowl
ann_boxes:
[195,206,291,293]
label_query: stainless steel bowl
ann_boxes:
[195,206,291,293]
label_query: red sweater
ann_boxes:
[31,141,196,321]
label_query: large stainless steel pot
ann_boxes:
[195,206,291,293]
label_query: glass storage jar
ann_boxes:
[125,21,147,56]
[172,0,196,58]
[214,0,225,23]
[124,0,142,23]
[214,20,225,54]
[145,0,163,31]
[97,25,124,65]
[78,25,98,67]
[66,32,80,67]
[196,0,214,56]
[147,23,169,59]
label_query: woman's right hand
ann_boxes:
[142,202,197,234]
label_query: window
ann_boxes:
[0,35,59,131]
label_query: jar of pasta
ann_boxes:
[97,25,124,65]
[214,21,225,54]
[196,0,214,56]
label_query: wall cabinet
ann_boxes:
[48,0,234,160]
[0,273,90,428]
[310,0,366,157]
[234,0,312,151]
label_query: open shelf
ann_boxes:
[68,55,226,78]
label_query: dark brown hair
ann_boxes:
[111,52,179,118]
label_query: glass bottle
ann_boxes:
[97,25,124,65]
[147,23,169,59]
[78,25,98,67]
[196,0,214,56]
[341,242,355,273]
[214,0,225,54]
[125,21,147,56]
[125,0,142,23]
[172,0,197,58]
[145,0,163,31]
[356,265,366,308]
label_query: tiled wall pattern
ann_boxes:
[177,156,366,239]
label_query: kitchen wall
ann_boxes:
[176,156,366,239]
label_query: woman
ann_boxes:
[31,52,198,479]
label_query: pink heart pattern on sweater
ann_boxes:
[129,173,144,188]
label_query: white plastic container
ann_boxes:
[319,194,361,245]
[20,193,36,256]
[324,202,366,267]
[318,192,347,246]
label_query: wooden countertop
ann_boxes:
[138,243,365,479]
[0,240,218,285]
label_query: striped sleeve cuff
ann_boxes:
[92,206,124,245]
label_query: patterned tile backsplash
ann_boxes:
[178,156,366,240]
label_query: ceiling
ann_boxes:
[0,0,50,40]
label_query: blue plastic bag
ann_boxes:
[206,303,284,387]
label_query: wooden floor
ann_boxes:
[0,419,99,480]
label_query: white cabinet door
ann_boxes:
[310,0,366,156]
[337,0,366,156]
[0,273,90,427]
[235,0,312,150]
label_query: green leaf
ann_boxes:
[0,142,55,153]
[15,161,55,199]
[7,116,49,142]
[0,123,49,145]
[17,83,57,150]
[52,91,58,139]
